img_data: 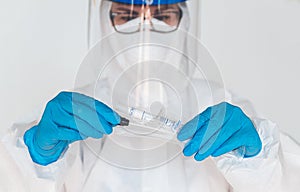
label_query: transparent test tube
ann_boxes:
[127,107,182,133]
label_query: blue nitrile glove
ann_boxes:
[177,102,262,161]
[23,91,121,166]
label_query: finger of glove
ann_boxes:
[73,117,105,138]
[68,92,121,126]
[183,122,209,156]
[56,127,88,142]
[242,119,262,157]
[51,103,103,138]
[194,118,241,161]
[186,122,223,161]
[194,117,241,160]
[211,118,261,158]
[207,115,261,158]
[94,101,121,126]
[194,146,216,161]
[57,92,120,126]
[177,111,211,141]
[72,102,113,135]
[38,141,69,165]
[57,95,113,135]
[211,129,245,157]
[197,112,239,154]
[195,102,242,154]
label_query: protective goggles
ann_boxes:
[109,1,183,34]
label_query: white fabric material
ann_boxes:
[1,0,300,191]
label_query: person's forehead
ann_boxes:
[111,2,180,12]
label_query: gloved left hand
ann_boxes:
[23,91,121,166]
[177,102,262,161]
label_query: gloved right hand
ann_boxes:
[23,91,121,166]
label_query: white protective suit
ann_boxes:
[1,0,300,192]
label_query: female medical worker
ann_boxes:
[1,0,300,191]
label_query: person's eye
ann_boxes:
[119,15,138,22]
[154,15,171,21]
[120,16,130,21]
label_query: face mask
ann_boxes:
[114,17,178,34]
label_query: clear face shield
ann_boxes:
[75,0,225,169]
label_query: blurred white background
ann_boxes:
[0,0,300,141]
